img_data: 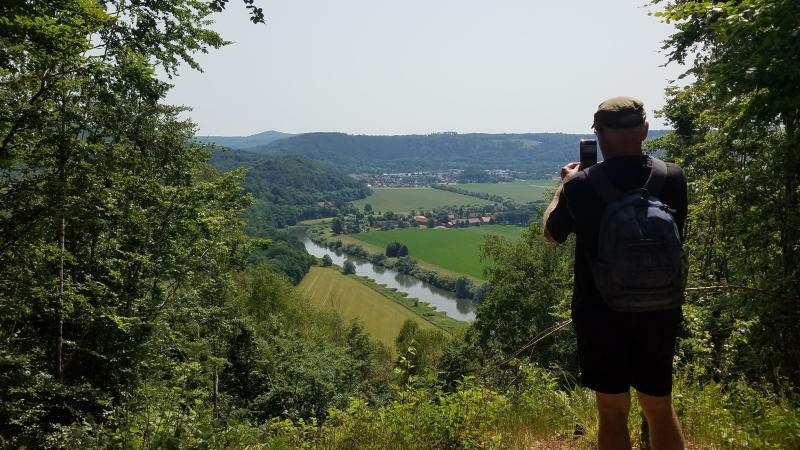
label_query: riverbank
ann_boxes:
[299,266,450,350]
[301,236,477,322]
[305,224,490,301]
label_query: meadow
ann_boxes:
[456,179,559,203]
[299,266,440,349]
[352,187,494,213]
[348,225,524,279]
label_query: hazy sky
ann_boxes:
[167,0,687,136]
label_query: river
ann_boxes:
[302,238,476,322]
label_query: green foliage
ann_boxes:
[672,375,800,449]
[454,276,472,299]
[253,132,575,177]
[342,260,356,275]
[653,0,800,384]
[444,222,577,384]
[385,241,408,257]
[394,320,447,378]
[0,1,252,445]
[331,217,344,235]
[249,131,666,176]
[210,151,368,229]
[254,363,597,449]
[248,235,315,285]
[209,0,266,24]
[321,254,333,267]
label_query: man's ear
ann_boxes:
[641,121,650,141]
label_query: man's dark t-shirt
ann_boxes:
[546,154,688,313]
[545,154,688,395]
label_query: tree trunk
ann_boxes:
[57,216,64,381]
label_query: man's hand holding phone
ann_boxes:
[561,162,580,181]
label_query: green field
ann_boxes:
[348,225,524,279]
[456,179,559,203]
[299,266,439,349]
[353,187,494,214]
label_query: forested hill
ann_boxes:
[243,131,668,176]
[211,151,369,203]
[196,130,295,150]
[210,151,369,228]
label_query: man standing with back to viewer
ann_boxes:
[543,97,687,450]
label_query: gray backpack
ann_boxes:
[585,157,687,312]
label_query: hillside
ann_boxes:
[246,131,668,177]
[195,129,295,149]
[211,151,369,204]
[210,151,370,228]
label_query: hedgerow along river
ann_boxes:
[302,239,476,322]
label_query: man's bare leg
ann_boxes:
[595,391,632,450]
[636,391,685,450]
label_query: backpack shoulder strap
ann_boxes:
[585,163,622,203]
[645,157,668,197]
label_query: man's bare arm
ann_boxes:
[543,162,580,244]
[543,183,563,243]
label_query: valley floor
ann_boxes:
[345,224,524,280]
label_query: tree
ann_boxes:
[398,244,409,257]
[347,216,361,234]
[473,282,491,304]
[654,0,800,383]
[0,0,254,442]
[386,241,401,257]
[467,223,575,371]
[394,256,417,274]
[342,260,356,275]
[395,320,447,377]
[321,254,333,267]
[455,276,472,299]
[331,217,344,234]
[364,203,373,213]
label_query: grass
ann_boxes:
[299,266,458,349]
[352,187,495,214]
[332,232,478,281]
[347,225,525,279]
[350,272,468,335]
[456,179,559,203]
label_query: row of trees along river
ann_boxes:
[301,238,477,321]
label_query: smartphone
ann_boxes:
[580,139,597,169]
